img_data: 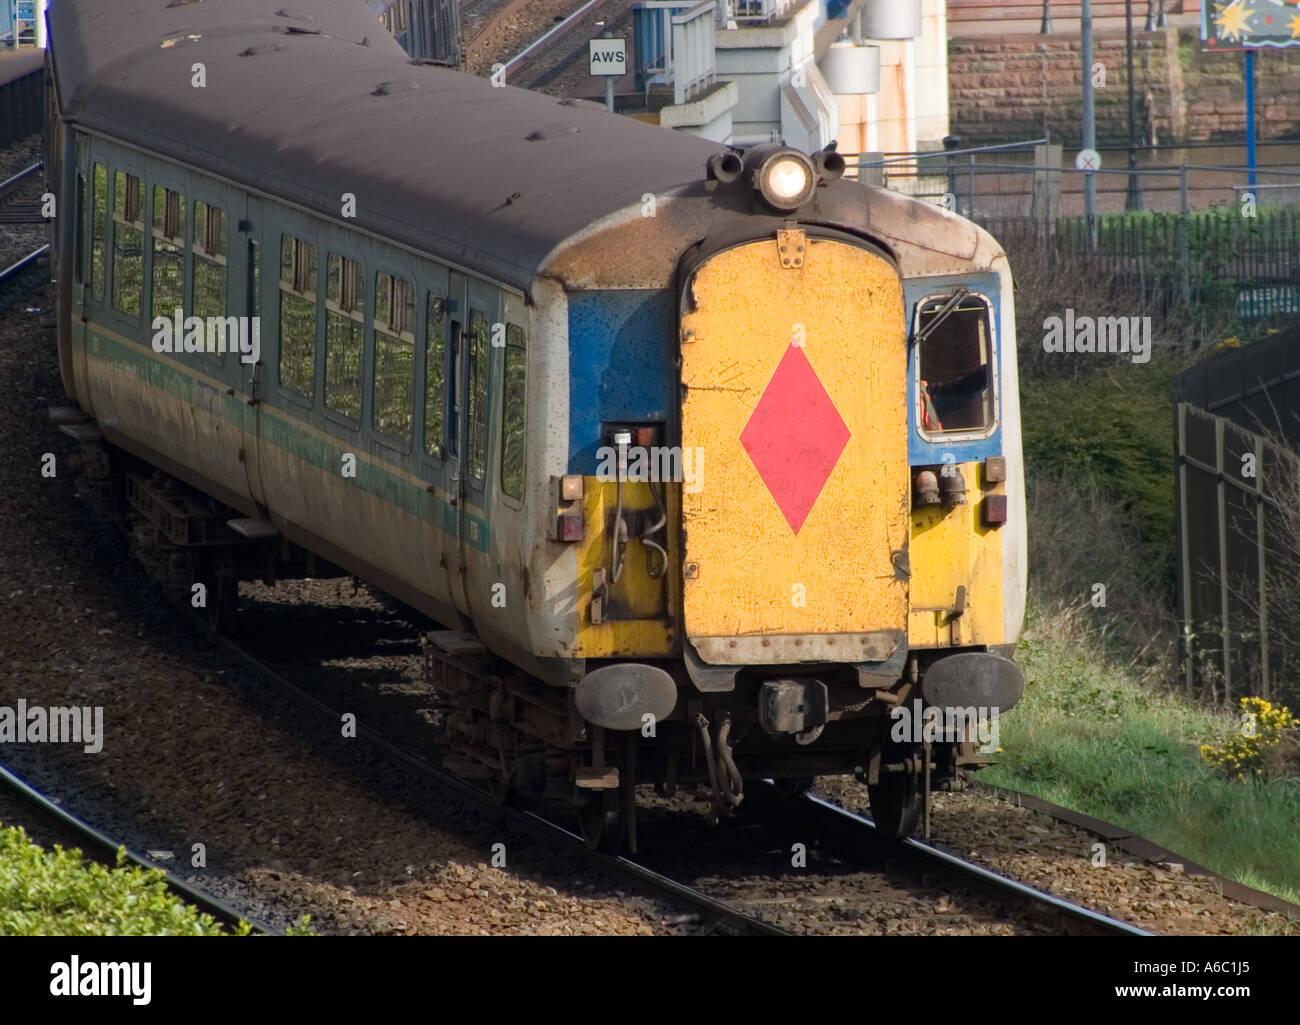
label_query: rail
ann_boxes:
[793,791,1154,936]
[0,759,275,934]
[201,615,791,936]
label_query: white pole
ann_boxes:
[35,0,48,48]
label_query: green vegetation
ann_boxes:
[998,224,1300,909]
[0,823,247,936]
[1020,361,1177,586]
[981,629,1300,905]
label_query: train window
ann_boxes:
[91,164,106,302]
[151,186,185,323]
[75,173,85,286]
[193,202,227,326]
[466,310,490,484]
[112,171,144,317]
[373,271,415,444]
[500,324,526,500]
[424,294,446,456]
[279,234,318,398]
[448,320,463,457]
[915,295,995,437]
[325,254,364,420]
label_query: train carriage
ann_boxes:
[46,0,1026,851]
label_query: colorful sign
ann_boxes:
[1203,0,1300,50]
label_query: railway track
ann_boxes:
[202,618,791,936]
[787,791,1151,936]
[0,243,47,286]
[465,0,611,85]
[0,759,275,935]
[201,598,1152,936]
[0,161,44,221]
[0,159,47,286]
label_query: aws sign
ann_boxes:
[589,38,626,76]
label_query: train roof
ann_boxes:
[48,0,724,292]
[0,47,44,88]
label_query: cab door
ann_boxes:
[679,234,910,666]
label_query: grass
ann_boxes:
[979,624,1300,905]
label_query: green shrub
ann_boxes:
[0,823,243,936]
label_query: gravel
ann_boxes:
[814,776,1299,936]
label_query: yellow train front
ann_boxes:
[514,145,1028,850]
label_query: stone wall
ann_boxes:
[948,27,1300,147]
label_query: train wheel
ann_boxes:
[867,747,924,840]
[577,790,624,853]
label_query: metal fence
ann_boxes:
[857,141,1300,322]
[1174,403,1300,707]
[994,207,1300,322]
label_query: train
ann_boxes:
[44,0,1026,851]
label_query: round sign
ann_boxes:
[1075,148,1102,172]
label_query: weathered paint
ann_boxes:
[573,477,677,658]
[566,290,675,475]
[679,236,909,660]
[83,324,477,540]
[907,460,1005,648]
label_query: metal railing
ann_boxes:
[673,2,717,104]
[724,0,796,24]
[633,2,718,104]
[857,140,1300,322]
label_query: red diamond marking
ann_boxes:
[740,344,850,534]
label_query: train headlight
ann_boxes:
[755,151,816,212]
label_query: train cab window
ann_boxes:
[500,324,526,500]
[915,294,995,437]
[90,163,106,302]
[373,271,415,444]
[193,202,227,325]
[325,254,364,420]
[151,186,185,322]
[279,234,318,398]
[424,294,446,456]
[111,171,144,317]
[466,310,490,484]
